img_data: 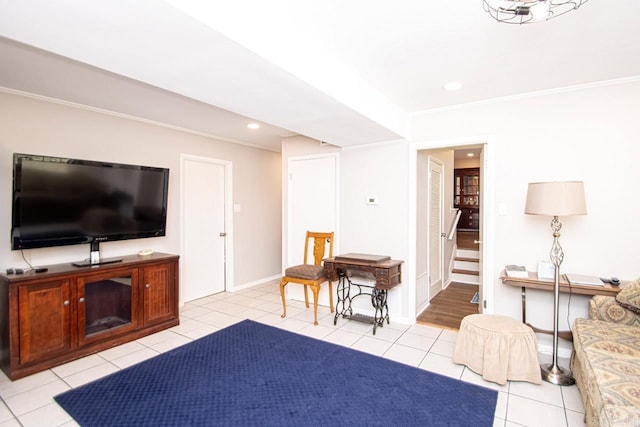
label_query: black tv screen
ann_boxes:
[11,154,169,250]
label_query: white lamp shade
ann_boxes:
[524,181,587,216]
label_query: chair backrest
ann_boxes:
[303,231,334,266]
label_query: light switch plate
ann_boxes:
[498,202,507,215]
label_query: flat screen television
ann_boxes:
[11,153,169,262]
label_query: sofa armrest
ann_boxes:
[589,295,640,326]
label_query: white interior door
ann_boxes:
[428,157,444,300]
[415,151,429,313]
[478,149,485,312]
[182,156,227,301]
[287,155,337,304]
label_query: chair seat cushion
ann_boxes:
[285,264,325,280]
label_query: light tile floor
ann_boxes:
[0,280,586,427]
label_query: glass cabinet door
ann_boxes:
[454,175,461,206]
[454,168,480,208]
[454,168,480,230]
[462,175,479,205]
[77,268,139,345]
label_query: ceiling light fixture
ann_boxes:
[483,0,589,24]
[467,153,475,157]
[247,123,260,129]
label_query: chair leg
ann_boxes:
[303,285,310,308]
[311,285,320,326]
[328,281,334,313]
[280,279,288,319]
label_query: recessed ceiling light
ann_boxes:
[467,153,474,157]
[247,123,260,129]
[444,81,463,91]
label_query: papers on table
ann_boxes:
[505,265,528,278]
[537,260,555,280]
[565,273,604,287]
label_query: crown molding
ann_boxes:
[0,86,280,153]
[413,75,640,117]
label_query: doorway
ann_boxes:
[180,154,232,302]
[413,143,489,329]
[285,154,338,306]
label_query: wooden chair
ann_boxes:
[280,231,334,325]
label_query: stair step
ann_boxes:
[452,268,479,276]
[455,257,479,263]
[457,249,479,259]
[454,259,479,272]
[451,272,480,285]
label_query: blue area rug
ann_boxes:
[55,319,497,426]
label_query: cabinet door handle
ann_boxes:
[63,300,70,306]
[78,297,85,303]
[145,284,150,288]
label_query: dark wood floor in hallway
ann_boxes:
[416,282,479,330]
[457,230,479,250]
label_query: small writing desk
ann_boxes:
[501,272,625,341]
[324,254,403,334]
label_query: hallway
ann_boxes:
[416,282,479,330]
[416,231,479,330]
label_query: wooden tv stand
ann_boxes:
[0,252,179,380]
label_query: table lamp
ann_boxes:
[524,181,587,385]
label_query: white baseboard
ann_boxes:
[536,334,573,359]
[233,274,281,291]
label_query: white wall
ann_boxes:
[281,80,640,347]
[0,91,282,288]
[281,138,411,320]
[336,142,412,320]
[411,80,640,347]
[280,135,340,271]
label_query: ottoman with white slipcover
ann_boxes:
[453,314,541,385]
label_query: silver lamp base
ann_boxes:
[541,364,575,386]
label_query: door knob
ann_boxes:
[219,232,226,237]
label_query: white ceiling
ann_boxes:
[1,0,639,152]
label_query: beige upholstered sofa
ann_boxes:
[571,279,640,427]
